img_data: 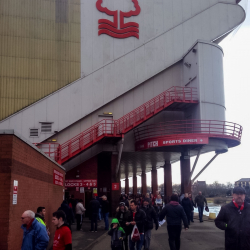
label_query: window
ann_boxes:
[30,128,39,137]
[41,123,53,133]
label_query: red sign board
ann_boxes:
[136,136,209,150]
[65,179,97,188]
[53,169,64,187]
[112,183,120,191]
[96,0,141,39]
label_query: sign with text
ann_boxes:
[53,169,64,187]
[13,180,18,205]
[80,187,85,193]
[112,183,120,191]
[136,136,209,150]
[65,179,97,187]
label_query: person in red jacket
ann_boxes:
[52,210,72,250]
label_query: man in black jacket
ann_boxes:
[126,200,146,250]
[140,198,159,250]
[115,202,130,250]
[159,194,188,250]
[215,186,250,250]
[89,196,100,232]
[194,191,207,222]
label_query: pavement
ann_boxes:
[72,217,112,250]
[72,216,225,250]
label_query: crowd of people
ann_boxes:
[20,186,250,250]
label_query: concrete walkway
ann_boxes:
[83,218,224,250]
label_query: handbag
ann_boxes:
[131,225,140,242]
[205,206,209,212]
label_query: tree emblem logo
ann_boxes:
[96,0,141,39]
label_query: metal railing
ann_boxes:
[35,86,198,164]
[134,120,243,142]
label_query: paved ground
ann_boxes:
[72,217,112,250]
[80,217,225,250]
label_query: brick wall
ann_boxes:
[0,135,65,250]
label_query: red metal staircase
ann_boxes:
[35,86,198,164]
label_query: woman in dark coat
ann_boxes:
[188,193,195,222]
[181,193,193,225]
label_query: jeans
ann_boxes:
[91,213,98,231]
[144,230,151,249]
[198,206,204,221]
[98,208,102,220]
[190,211,194,222]
[129,234,144,250]
[184,210,191,225]
[103,212,109,230]
[76,214,82,230]
[167,225,182,250]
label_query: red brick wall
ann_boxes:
[66,156,98,206]
[0,135,65,250]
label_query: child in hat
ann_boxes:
[108,218,126,250]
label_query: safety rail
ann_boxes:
[36,86,198,164]
[134,120,243,143]
[116,86,197,133]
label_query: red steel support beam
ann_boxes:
[133,174,137,195]
[141,171,147,195]
[180,152,191,194]
[151,166,158,196]
[125,178,129,195]
[163,162,172,204]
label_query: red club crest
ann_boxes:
[96,0,141,39]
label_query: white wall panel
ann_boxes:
[144,0,155,41]
[182,0,192,21]
[92,69,104,108]
[173,0,183,27]
[103,63,116,103]
[163,0,173,32]
[134,45,146,83]
[69,80,82,124]
[81,76,93,117]
[58,87,71,131]
[154,0,164,34]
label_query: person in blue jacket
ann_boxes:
[21,210,49,250]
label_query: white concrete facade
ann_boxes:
[0,0,245,149]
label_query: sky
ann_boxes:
[124,1,250,187]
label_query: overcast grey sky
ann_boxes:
[124,1,250,187]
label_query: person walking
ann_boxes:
[58,200,74,230]
[75,199,86,230]
[126,200,146,250]
[215,186,250,250]
[102,195,110,230]
[188,193,195,223]
[159,194,189,250]
[194,191,207,222]
[108,218,126,250]
[181,193,193,225]
[21,210,49,250]
[140,198,159,250]
[52,210,72,250]
[155,194,163,213]
[89,195,100,232]
[115,202,130,250]
[35,207,46,227]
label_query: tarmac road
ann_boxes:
[90,219,224,250]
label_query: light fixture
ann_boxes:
[51,139,57,142]
[103,112,113,115]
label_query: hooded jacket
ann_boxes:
[215,201,250,250]
[159,201,189,228]
[108,218,126,248]
[21,218,49,250]
[115,206,130,234]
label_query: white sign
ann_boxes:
[13,180,18,205]
[80,187,85,193]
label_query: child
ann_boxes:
[108,218,126,250]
